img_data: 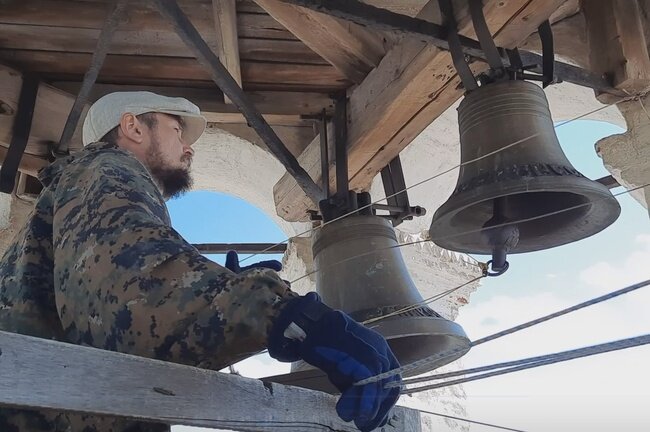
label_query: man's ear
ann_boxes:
[119,113,145,144]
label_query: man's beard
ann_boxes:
[146,139,193,199]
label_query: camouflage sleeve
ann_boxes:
[51,148,297,369]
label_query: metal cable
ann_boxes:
[239,93,639,266]
[353,278,650,386]
[401,334,650,394]
[417,408,528,432]
[402,333,650,385]
[292,183,648,287]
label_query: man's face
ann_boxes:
[144,114,195,199]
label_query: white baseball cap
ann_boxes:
[82,91,207,146]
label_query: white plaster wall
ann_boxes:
[190,125,312,238]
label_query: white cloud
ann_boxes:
[578,234,650,292]
[450,238,650,432]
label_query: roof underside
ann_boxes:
[0,0,427,92]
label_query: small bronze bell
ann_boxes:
[430,80,621,264]
[312,215,471,376]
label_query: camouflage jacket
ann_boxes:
[0,142,297,432]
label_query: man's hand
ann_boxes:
[268,293,402,431]
[225,250,282,273]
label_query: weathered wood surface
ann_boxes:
[212,0,243,103]
[243,0,430,16]
[583,0,650,99]
[52,82,335,116]
[0,0,297,40]
[0,330,423,432]
[0,0,350,92]
[0,49,349,92]
[273,0,567,221]
[0,64,86,158]
[254,0,387,83]
[0,23,326,64]
[0,146,47,177]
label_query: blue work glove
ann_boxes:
[268,293,402,432]
[225,250,282,273]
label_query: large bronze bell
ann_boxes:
[429,80,621,262]
[312,215,471,376]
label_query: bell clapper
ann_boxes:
[483,196,520,275]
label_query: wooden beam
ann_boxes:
[0,0,299,41]
[0,145,48,177]
[212,0,242,103]
[204,113,312,126]
[0,330,423,432]
[0,49,349,92]
[583,0,650,99]
[51,82,335,116]
[253,0,387,84]
[0,23,326,64]
[0,63,86,156]
[273,0,566,222]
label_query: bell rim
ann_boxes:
[367,315,472,375]
[429,175,622,254]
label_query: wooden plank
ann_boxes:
[51,82,335,115]
[239,0,430,16]
[0,23,323,63]
[204,113,311,126]
[0,63,86,157]
[0,330,423,432]
[0,1,299,40]
[583,0,650,97]
[273,0,567,222]
[0,50,350,92]
[254,0,387,84]
[213,0,242,103]
[0,145,48,177]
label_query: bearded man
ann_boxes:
[0,92,401,432]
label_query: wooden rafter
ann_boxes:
[253,0,388,84]
[0,65,322,174]
[50,82,335,116]
[212,0,242,103]
[0,0,350,92]
[583,0,650,100]
[0,64,87,168]
[273,0,568,222]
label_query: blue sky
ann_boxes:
[167,189,285,265]
[170,120,650,432]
